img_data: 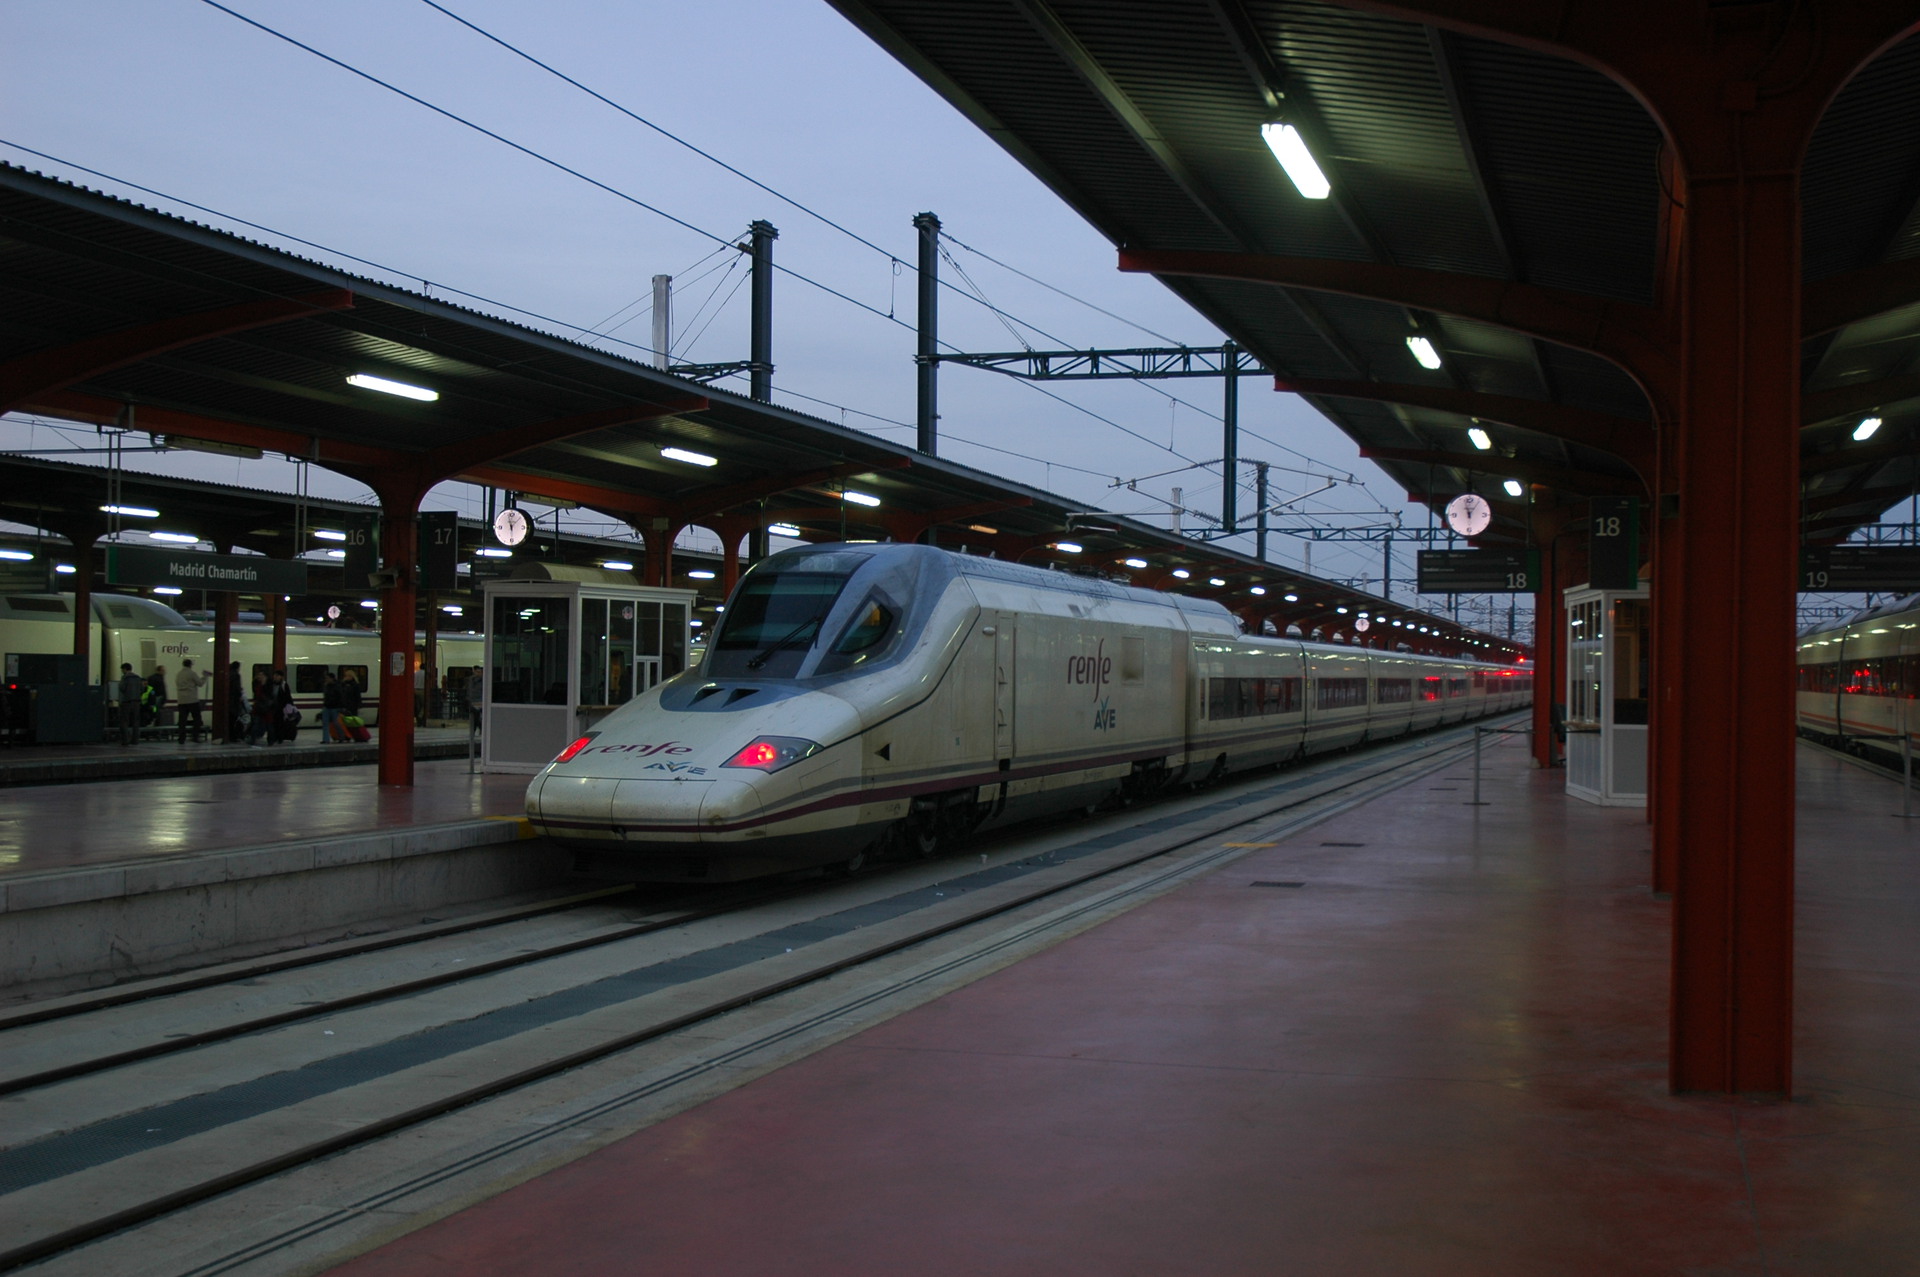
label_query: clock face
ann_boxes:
[1354,617,1370,632]
[492,508,529,547]
[1444,493,1493,538]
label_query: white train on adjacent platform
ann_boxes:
[1796,596,1920,762]
[0,592,482,724]
[527,544,1532,879]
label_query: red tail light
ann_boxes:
[553,736,595,764]
[723,736,821,773]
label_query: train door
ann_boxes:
[993,614,1015,762]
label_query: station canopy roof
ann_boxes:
[827,0,1920,549]
[0,162,1512,653]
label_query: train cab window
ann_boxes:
[815,597,897,677]
[708,551,871,679]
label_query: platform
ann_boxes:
[0,726,476,788]
[320,740,1920,1276]
[0,760,550,993]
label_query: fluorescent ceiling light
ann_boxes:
[769,523,802,537]
[475,547,513,558]
[1467,427,1492,451]
[443,605,463,614]
[1335,607,1349,615]
[325,550,346,560]
[1123,558,1148,569]
[360,599,380,608]
[347,373,438,401]
[1503,479,1526,497]
[1208,577,1227,587]
[687,570,716,580]
[313,529,347,541]
[149,531,199,544]
[1259,122,1330,199]
[1054,541,1083,554]
[153,586,183,595]
[689,619,703,627]
[1406,336,1443,370]
[55,564,76,574]
[100,504,159,518]
[967,524,999,535]
[841,490,881,507]
[1854,415,1883,441]
[1172,569,1190,580]
[1250,586,1266,596]
[600,560,634,571]
[660,446,718,467]
[1283,593,1299,602]
[0,549,32,561]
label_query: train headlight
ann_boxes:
[723,736,822,773]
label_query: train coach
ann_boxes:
[1796,596,1920,763]
[0,591,482,728]
[527,544,1531,880]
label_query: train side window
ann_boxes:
[251,663,272,686]
[294,665,329,694]
[338,665,369,694]
[1121,636,1146,683]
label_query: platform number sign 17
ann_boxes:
[419,510,460,593]
[1588,496,1639,591]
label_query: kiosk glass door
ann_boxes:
[487,594,573,768]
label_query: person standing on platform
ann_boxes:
[466,667,484,733]
[226,661,246,743]
[247,669,270,746]
[116,662,143,745]
[266,669,295,744]
[320,672,343,743]
[340,669,363,721]
[175,658,204,742]
[143,663,168,729]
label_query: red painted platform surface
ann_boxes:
[0,759,529,878]
[329,741,1920,1276]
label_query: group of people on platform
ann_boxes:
[111,660,362,747]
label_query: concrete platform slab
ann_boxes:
[323,742,1920,1276]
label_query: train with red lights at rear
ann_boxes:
[1796,599,1920,763]
[525,544,1532,880]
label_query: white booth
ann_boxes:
[1564,583,1650,806]
[480,566,696,774]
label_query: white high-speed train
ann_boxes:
[527,544,1531,880]
[1796,596,1920,761]
[0,592,482,725]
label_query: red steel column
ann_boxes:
[1530,538,1559,769]
[1663,158,1801,1094]
[376,490,422,787]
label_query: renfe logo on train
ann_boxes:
[592,741,693,757]
[1066,639,1111,700]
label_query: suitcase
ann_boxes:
[348,722,371,743]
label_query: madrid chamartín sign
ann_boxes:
[105,545,308,595]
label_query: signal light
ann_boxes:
[723,735,822,773]
[553,736,595,764]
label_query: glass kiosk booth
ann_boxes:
[480,566,696,774]
[1563,583,1651,806]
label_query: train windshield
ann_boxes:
[707,551,872,679]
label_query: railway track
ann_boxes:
[0,713,1525,1275]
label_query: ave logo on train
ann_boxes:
[1065,638,1118,733]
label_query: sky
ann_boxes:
[0,0,1516,635]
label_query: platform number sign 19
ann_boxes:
[418,510,459,593]
[1588,496,1639,591]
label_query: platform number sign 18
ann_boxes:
[1588,496,1639,591]
[419,510,459,593]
